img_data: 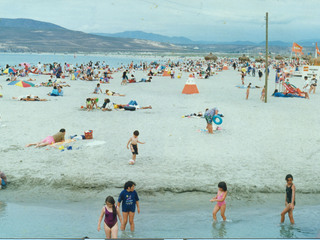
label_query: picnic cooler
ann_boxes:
[84,130,93,139]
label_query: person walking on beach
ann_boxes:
[98,196,123,239]
[127,130,145,165]
[25,128,66,147]
[246,83,251,100]
[258,69,263,80]
[280,174,296,224]
[117,181,140,232]
[241,71,245,85]
[210,182,227,221]
[121,70,128,85]
[309,74,317,94]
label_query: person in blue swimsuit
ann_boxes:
[280,174,296,224]
[117,181,140,232]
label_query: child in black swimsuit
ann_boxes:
[280,174,296,224]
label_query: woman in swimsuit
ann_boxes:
[98,196,123,239]
[210,181,227,221]
[281,174,296,224]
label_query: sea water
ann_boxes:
[0,53,174,69]
[0,192,319,238]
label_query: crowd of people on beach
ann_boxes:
[0,56,313,238]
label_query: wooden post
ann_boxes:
[265,12,268,103]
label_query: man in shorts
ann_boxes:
[26,128,66,147]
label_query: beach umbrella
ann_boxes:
[255,57,265,62]
[3,67,17,74]
[20,62,31,68]
[275,55,284,60]
[204,53,218,61]
[8,80,35,88]
[239,54,250,62]
[71,70,81,80]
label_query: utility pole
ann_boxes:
[265,12,268,103]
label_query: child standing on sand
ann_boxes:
[246,83,251,100]
[127,130,145,164]
[210,182,227,221]
[98,196,123,239]
[281,174,296,224]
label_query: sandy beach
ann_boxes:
[1,57,320,237]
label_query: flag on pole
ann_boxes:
[292,42,303,53]
[316,43,320,55]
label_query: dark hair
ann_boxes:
[248,83,251,87]
[87,98,91,101]
[59,128,66,133]
[304,76,308,80]
[285,174,293,181]
[218,181,227,191]
[105,98,110,103]
[133,130,139,136]
[105,196,117,219]
[124,181,136,190]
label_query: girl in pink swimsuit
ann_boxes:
[97,196,123,239]
[210,181,228,221]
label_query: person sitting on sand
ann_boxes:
[101,98,112,111]
[106,89,125,96]
[26,128,66,148]
[86,98,93,111]
[48,86,59,96]
[91,97,99,109]
[93,83,103,94]
[0,170,7,190]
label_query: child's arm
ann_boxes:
[210,194,218,202]
[137,140,145,144]
[97,207,105,231]
[291,184,295,209]
[136,201,140,214]
[127,138,132,149]
[116,206,123,225]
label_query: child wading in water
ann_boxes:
[97,196,123,239]
[210,182,227,221]
[117,181,140,232]
[281,174,296,224]
[127,130,145,165]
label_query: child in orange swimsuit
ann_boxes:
[210,181,228,221]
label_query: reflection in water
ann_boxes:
[0,201,7,217]
[279,223,295,238]
[211,221,226,238]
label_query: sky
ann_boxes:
[1,0,320,42]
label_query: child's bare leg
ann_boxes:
[110,223,119,238]
[25,143,38,147]
[220,204,227,221]
[132,154,136,161]
[128,211,135,232]
[280,205,290,223]
[207,124,213,134]
[288,208,294,224]
[212,205,220,221]
[103,223,112,239]
[121,212,129,230]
